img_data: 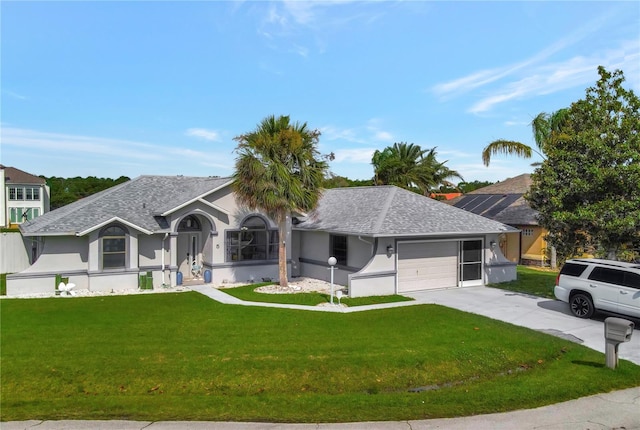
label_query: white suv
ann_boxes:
[554,258,640,319]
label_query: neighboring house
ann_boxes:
[6,175,517,297]
[1,165,51,274]
[448,174,548,266]
[1,165,50,227]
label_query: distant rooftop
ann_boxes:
[448,174,539,226]
[1,165,46,185]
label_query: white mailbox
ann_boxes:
[604,317,634,369]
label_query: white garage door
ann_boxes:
[397,241,458,292]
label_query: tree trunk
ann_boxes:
[607,248,618,261]
[278,216,288,288]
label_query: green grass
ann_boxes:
[220,282,413,306]
[488,266,558,298]
[2,292,639,423]
[0,273,7,296]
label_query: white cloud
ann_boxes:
[320,126,365,143]
[185,128,222,142]
[321,119,395,145]
[2,90,27,100]
[332,148,376,164]
[2,127,166,161]
[431,7,638,113]
[0,127,236,177]
[255,1,388,58]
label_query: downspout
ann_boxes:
[357,235,375,258]
[162,233,168,286]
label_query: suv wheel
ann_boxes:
[570,293,594,319]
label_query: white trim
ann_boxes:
[76,217,153,236]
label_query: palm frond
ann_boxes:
[482,140,533,167]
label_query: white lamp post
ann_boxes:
[328,256,337,305]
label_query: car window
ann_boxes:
[560,263,588,277]
[622,272,640,289]
[588,267,625,285]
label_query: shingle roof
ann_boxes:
[448,174,539,226]
[20,175,233,236]
[467,173,532,194]
[1,165,46,185]
[295,186,516,237]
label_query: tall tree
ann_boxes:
[46,175,130,209]
[482,109,570,166]
[233,115,328,288]
[372,142,463,194]
[528,67,640,262]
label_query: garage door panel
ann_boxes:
[398,241,457,292]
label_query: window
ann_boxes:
[101,225,127,269]
[178,215,201,231]
[9,208,39,223]
[330,235,348,265]
[588,267,624,285]
[522,228,534,236]
[560,262,588,277]
[226,216,278,262]
[8,186,40,201]
[623,272,640,289]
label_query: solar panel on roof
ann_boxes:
[453,195,488,212]
[471,195,503,215]
[484,194,523,218]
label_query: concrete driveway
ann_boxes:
[405,286,640,365]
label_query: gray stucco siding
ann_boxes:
[138,234,164,268]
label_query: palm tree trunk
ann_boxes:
[278,216,288,288]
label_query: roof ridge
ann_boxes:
[372,186,397,233]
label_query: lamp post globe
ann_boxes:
[328,256,337,304]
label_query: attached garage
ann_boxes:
[294,186,518,298]
[397,241,458,292]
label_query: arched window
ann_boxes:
[226,215,278,262]
[178,215,201,231]
[100,225,127,269]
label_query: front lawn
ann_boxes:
[488,265,558,298]
[220,282,413,306]
[2,292,639,423]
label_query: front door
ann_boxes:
[178,233,201,278]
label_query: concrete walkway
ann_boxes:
[5,285,640,430]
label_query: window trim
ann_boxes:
[100,224,128,270]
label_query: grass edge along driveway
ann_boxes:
[2,292,639,423]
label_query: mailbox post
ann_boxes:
[604,317,634,369]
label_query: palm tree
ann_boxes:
[372,142,463,194]
[482,109,569,166]
[233,115,328,288]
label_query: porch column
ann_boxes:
[169,232,178,287]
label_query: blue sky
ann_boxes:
[2,1,639,184]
